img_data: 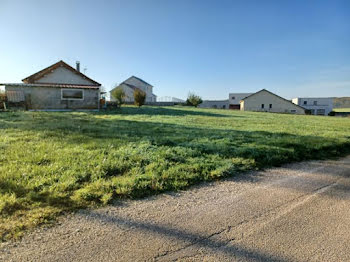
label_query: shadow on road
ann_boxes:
[80,210,290,262]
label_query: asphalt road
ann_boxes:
[1,156,350,262]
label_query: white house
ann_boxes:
[240,89,305,114]
[110,76,157,103]
[228,93,253,109]
[292,97,333,115]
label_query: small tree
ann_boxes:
[134,89,146,107]
[186,92,203,107]
[111,86,126,107]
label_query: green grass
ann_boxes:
[1,106,350,241]
[333,108,350,112]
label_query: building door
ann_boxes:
[229,104,240,110]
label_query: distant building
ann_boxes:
[240,89,305,114]
[292,97,333,116]
[199,100,229,109]
[157,96,185,102]
[110,76,157,103]
[228,93,253,109]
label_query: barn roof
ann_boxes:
[241,89,306,110]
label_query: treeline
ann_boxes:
[334,97,350,108]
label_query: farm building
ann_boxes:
[1,60,101,110]
[157,96,185,102]
[110,76,157,103]
[198,100,229,109]
[228,93,253,109]
[240,89,305,114]
[292,97,333,115]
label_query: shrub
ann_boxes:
[134,89,146,107]
[0,92,6,110]
[186,92,203,107]
[111,87,126,107]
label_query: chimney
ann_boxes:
[76,61,80,72]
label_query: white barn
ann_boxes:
[241,89,305,114]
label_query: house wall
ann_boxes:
[5,85,99,110]
[121,84,135,102]
[110,84,136,102]
[292,97,333,115]
[123,77,156,102]
[241,90,305,114]
[228,93,253,106]
[198,100,229,109]
[110,77,157,103]
[35,66,95,85]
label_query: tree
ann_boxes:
[186,92,203,107]
[111,86,126,107]
[134,89,146,107]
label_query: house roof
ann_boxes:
[122,76,153,87]
[21,60,101,86]
[1,83,100,89]
[110,82,143,93]
[241,89,306,110]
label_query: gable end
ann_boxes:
[22,60,101,86]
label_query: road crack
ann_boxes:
[155,180,338,261]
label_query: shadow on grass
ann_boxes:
[100,106,234,117]
[1,110,350,205]
[2,112,350,168]
[0,110,350,242]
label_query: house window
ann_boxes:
[231,96,235,100]
[313,101,317,105]
[61,89,84,100]
[304,101,307,105]
[291,109,296,113]
[261,104,264,109]
[269,104,272,109]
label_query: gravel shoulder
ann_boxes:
[1,156,350,262]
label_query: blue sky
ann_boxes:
[0,0,349,99]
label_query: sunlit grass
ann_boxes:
[333,108,350,112]
[1,106,350,241]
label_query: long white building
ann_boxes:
[292,97,333,115]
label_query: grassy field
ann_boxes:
[1,106,350,241]
[333,108,350,112]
